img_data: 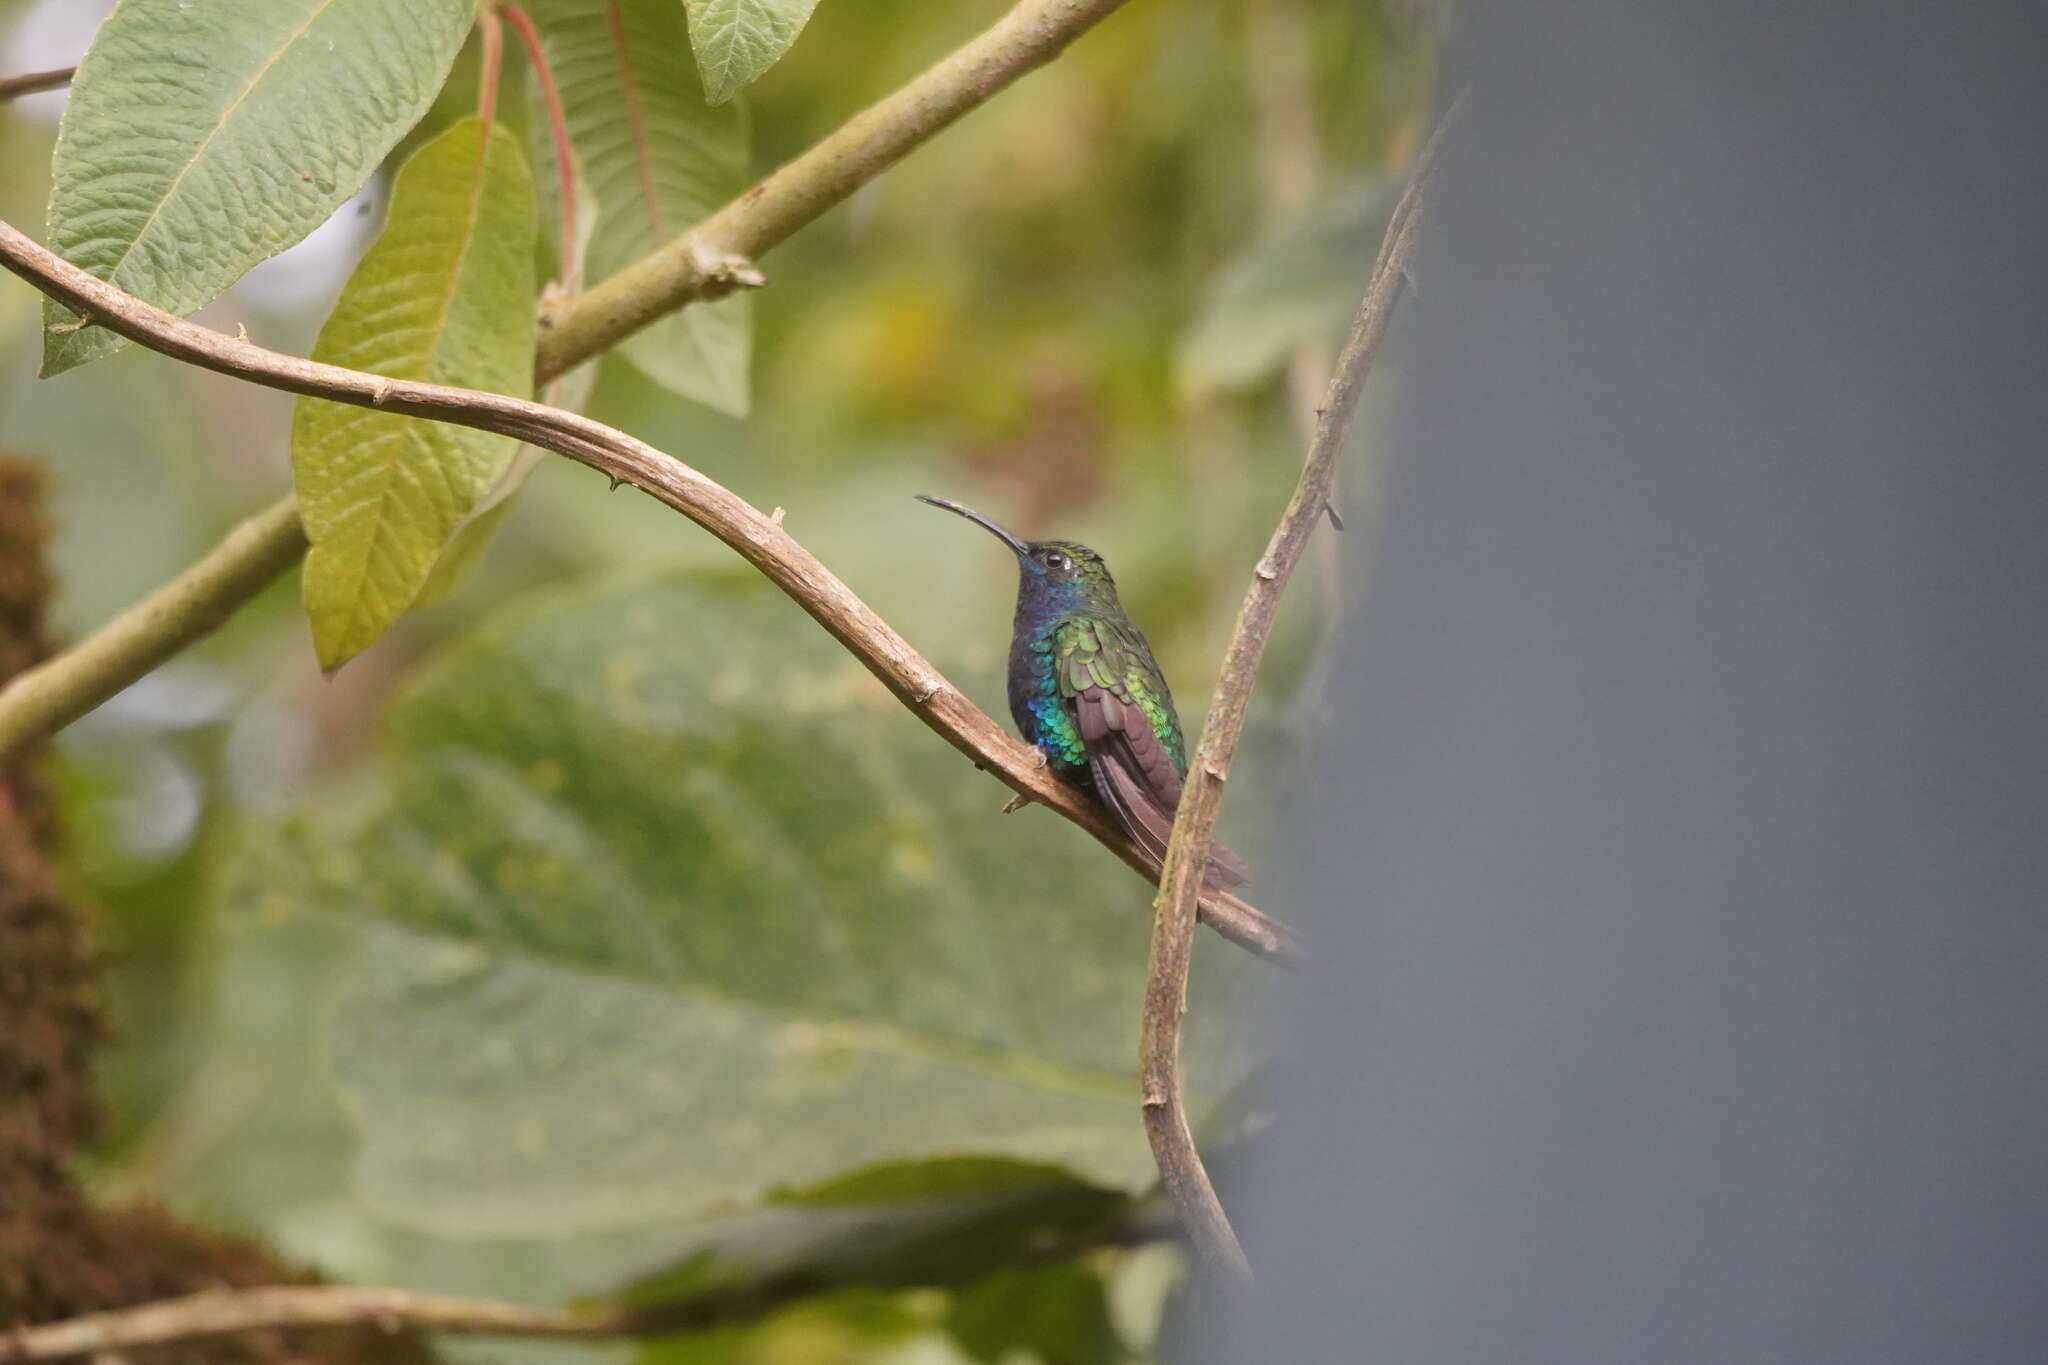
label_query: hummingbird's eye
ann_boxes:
[1043,551,1070,571]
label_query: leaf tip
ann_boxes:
[314,639,358,679]
[37,322,102,378]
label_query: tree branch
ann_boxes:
[503,4,580,284]
[531,0,1132,373]
[0,67,73,103]
[0,497,307,754]
[1137,101,1461,1283]
[0,502,304,763]
[0,1287,627,1362]
[0,219,1300,965]
[0,0,1134,766]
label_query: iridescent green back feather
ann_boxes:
[1052,615,1186,773]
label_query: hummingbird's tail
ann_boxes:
[1201,839,1253,890]
[1082,725,1251,889]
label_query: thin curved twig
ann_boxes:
[0,0,1134,766]
[0,1287,625,1362]
[0,218,1300,965]
[1137,100,1462,1283]
[0,66,73,103]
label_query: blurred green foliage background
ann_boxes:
[1,0,1427,1358]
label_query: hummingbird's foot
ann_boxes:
[1003,748,1050,812]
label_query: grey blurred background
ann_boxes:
[1232,0,2048,1360]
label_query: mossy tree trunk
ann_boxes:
[0,456,426,1364]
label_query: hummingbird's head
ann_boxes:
[916,496,1119,607]
[1019,538,1113,590]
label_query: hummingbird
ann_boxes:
[917,495,1248,887]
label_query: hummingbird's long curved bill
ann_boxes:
[915,494,1031,557]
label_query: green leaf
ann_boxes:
[413,360,599,608]
[41,0,473,375]
[408,451,535,611]
[772,1156,1092,1208]
[619,1157,1128,1315]
[225,573,1255,1235]
[1176,179,1396,400]
[642,1291,949,1365]
[946,1262,1126,1365]
[522,0,752,415]
[682,0,824,106]
[291,118,537,671]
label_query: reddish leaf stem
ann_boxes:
[476,7,505,128]
[503,4,582,284]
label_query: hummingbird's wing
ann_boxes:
[1053,616,1250,887]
